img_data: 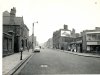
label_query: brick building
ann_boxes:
[45,38,53,49]
[53,24,100,54]
[81,27,100,53]
[53,25,73,50]
[3,7,29,56]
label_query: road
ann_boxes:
[14,49,100,74]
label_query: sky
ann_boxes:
[0,0,100,44]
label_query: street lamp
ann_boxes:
[32,21,38,52]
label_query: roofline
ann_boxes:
[3,24,20,26]
[24,24,29,31]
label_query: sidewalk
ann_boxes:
[2,49,33,75]
[56,49,100,58]
[64,50,100,58]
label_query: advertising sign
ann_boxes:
[61,30,71,37]
[87,42,97,45]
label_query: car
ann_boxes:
[34,46,40,52]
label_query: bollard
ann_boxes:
[20,51,23,60]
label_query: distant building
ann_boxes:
[34,36,37,46]
[28,35,38,49]
[45,38,53,49]
[53,25,74,50]
[3,7,29,56]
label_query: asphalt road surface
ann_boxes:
[14,49,100,75]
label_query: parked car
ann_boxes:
[34,46,40,52]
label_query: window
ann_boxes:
[97,34,100,40]
[92,34,96,40]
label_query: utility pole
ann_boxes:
[32,21,38,52]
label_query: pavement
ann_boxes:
[2,49,33,75]
[57,49,100,58]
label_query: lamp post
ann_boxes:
[32,21,38,52]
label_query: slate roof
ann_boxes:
[3,10,29,31]
[14,17,24,25]
[3,11,10,17]
[3,16,24,25]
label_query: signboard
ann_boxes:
[61,30,71,37]
[87,42,97,45]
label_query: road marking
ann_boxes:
[40,65,48,67]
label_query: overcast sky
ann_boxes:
[1,0,100,44]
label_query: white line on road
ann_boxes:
[40,65,48,68]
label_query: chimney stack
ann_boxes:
[95,27,100,30]
[64,24,68,30]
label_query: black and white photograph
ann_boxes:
[1,0,100,75]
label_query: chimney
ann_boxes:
[95,27,100,31]
[10,7,16,25]
[64,24,68,30]
[10,7,16,17]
